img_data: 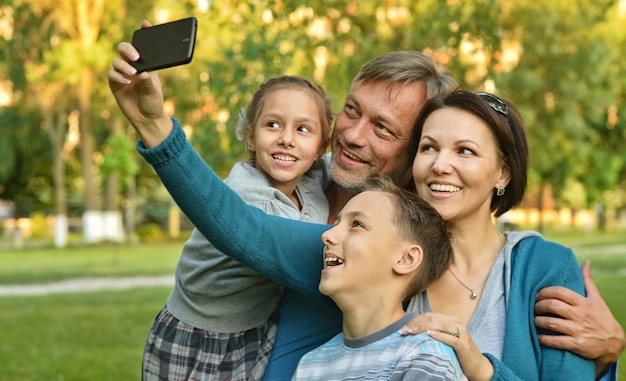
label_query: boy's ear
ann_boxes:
[393,245,423,275]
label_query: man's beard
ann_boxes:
[330,157,411,192]
[329,160,373,193]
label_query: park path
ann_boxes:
[0,275,174,296]
[1,244,625,297]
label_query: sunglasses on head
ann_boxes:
[475,91,509,117]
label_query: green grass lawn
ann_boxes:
[0,240,182,381]
[0,240,183,284]
[0,233,624,380]
[0,287,171,380]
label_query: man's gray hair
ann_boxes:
[353,51,458,100]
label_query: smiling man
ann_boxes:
[323,53,453,222]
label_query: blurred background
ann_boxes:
[0,1,625,380]
[1,0,625,247]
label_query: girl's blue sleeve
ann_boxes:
[137,118,331,304]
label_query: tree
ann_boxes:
[2,0,151,245]
[3,0,624,244]
[0,3,57,246]
[497,0,619,230]
[183,0,504,173]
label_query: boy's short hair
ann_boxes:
[360,175,453,299]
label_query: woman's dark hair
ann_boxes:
[407,91,529,217]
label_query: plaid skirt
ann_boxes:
[142,306,278,381]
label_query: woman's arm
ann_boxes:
[503,236,596,380]
[535,260,623,379]
[138,119,332,304]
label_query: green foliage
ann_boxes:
[174,0,507,174]
[496,0,624,212]
[135,223,167,242]
[28,212,51,238]
[0,106,53,217]
[1,0,625,225]
[99,130,139,184]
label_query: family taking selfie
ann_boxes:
[108,18,624,381]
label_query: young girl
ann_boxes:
[141,75,333,381]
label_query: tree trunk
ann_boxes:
[102,118,124,242]
[78,66,103,243]
[50,111,68,248]
[125,171,138,244]
[76,0,105,244]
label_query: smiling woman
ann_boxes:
[403,90,596,380]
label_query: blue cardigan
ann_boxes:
[138,119,596,380]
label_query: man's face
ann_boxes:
[330,80,427,190]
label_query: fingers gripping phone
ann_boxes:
[130,17,197,73]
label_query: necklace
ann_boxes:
[448,233,505,299]
[448,268,488,300]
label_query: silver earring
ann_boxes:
[496,186,505,196]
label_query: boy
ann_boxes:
[292,176,465,380]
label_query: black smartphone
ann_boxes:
[130,17,197,73]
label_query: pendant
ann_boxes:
[470,289,478,299]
